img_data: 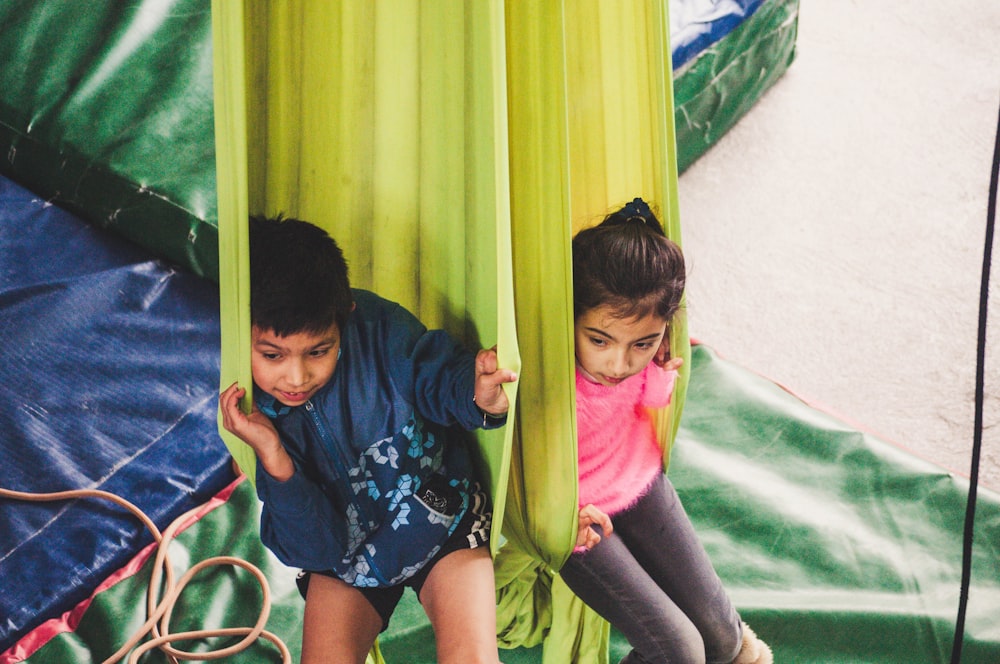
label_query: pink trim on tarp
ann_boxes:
[0,475,246,664]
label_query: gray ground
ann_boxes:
[677,0,1000,492]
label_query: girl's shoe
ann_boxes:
[732,623,773,664]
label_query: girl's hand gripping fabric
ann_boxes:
[473,347,518,417]
[220,382,295,481]
[653,335,685,371]
[576,503,614,551]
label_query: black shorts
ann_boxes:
[295,483,492,632]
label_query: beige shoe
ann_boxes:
[732,623,773,664]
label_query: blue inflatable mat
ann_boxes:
[0,175,234,654]
[670,0,766,70]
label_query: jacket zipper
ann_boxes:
[304,401,390,584]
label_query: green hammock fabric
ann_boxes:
[497,3,688,661]
[212,2,687,661]
[502,0,690,564]
[214,0,522,553]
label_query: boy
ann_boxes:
[219,215,516,664]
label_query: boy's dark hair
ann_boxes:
[572,198,686,323]
[249,214,353,335]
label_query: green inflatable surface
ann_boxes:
[0,0,219,279]
[674,0,799,173]
[22,345,1000,663]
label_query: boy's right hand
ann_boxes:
[219,382,294,481]
[576,504,613,550]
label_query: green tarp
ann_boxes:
[23,345,1000,663]
[0,0,219,279]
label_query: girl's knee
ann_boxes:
[705,620,743,664]
[677,622,708,664]
[632,618,705,664]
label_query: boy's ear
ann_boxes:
[351,302,356,311]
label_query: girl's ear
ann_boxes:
[653,337,668,367]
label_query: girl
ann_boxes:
[563,199,772,664]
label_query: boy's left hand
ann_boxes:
[474,347,518,416]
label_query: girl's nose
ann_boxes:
[609,350,630,377]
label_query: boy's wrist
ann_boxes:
[255,441,295,481]
[472,395,506,428]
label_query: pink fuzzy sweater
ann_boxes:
[576,363,677,516]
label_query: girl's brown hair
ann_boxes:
[572,198,686,323]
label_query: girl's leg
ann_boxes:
[419,547,501,664]
[614,474,743,664]
[301,574,382,664]
[560,528,708,663]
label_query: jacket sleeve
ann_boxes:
[254,456,351,571]
[384,303,506,431]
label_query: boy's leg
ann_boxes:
[418,547,501,664]
[301,573,383,664]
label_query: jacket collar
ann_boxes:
[254,387,293,419]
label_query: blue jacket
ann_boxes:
[254,289,504,587]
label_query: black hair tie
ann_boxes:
[620,197,652,223]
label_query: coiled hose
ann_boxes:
[0,483,291,664]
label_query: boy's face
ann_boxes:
[251,323,341,407]
[574,305,666,387]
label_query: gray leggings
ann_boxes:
[559,474,742,664]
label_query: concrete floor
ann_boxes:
[677,0,1000,491]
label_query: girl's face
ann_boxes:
[574,305,667,387]
[250,324,341,407]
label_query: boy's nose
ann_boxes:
[287,359,309,387]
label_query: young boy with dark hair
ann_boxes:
[220,215,516,664]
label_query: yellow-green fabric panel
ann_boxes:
[216,2,685,661]
[234,0,520,553]
[564,0,689,468]
[498,1,686,661]
[212,0,257,484]
[502,0,688,569]
[501,0,580,571]
[543,575,612,664]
